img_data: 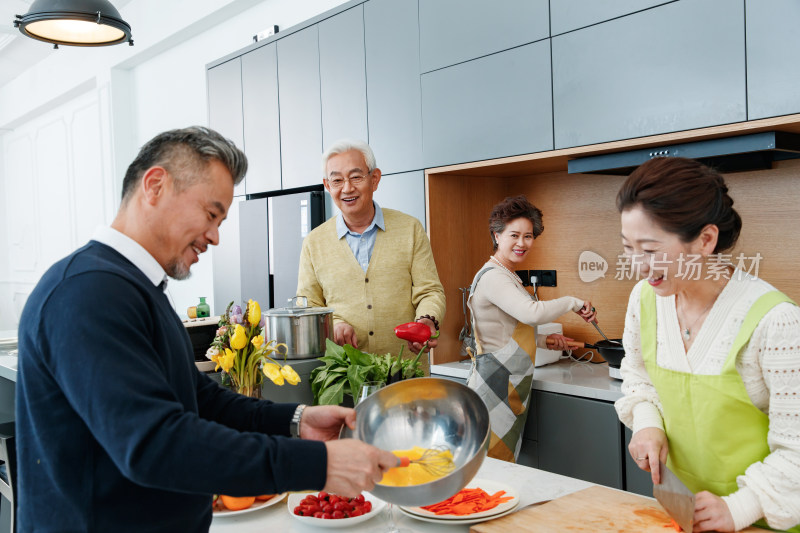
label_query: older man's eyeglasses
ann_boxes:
[326,175,367,190]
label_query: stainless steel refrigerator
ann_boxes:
[239,188,326,311]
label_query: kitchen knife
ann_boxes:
[653,461,695,533]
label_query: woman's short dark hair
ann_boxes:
[616,157,742,253]
[488,195,544,251]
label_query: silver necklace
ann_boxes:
[677,294,716,341]
[490,256,523,284]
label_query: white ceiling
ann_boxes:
[0,0,134,89]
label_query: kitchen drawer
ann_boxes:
[535,390,623,489]
[623,426,654,497]
[517,438,539,469]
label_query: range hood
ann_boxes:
[567,131,800,175]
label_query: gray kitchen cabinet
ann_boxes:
[418,0,549,73]
[624,426,655,497]
[550,0,672,36]
[746,0,800,120]
[238,198,270,312]
[552,0,745,149]
[278,26,323,189]
[212,197,244,315]
[533,390,623,489]
[421,40,553,169]
[319,5,368,151]
[207,58,245,197]
[371,170,426,229]
[364,0,423,175]
[241,43,281,194]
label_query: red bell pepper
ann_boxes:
[392,322,440,381]
[394,322,434,344]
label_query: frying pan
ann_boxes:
[546,338,626,368]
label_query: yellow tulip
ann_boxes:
[221,348,236,373]
[281,364,301,385]
[230,324,247,350]
[251,335,264,349]
[263,362,285,386]
[248,299,261,327]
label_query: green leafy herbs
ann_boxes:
[310,339,424,405]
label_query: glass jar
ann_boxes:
[196,297,210,318]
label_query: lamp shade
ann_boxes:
[14,0,133,47]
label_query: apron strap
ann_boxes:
[722,291,797,373]
[467,266,496,355]
[640,283,658,365]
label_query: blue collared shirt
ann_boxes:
[336,202,386,272]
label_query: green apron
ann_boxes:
[640,284,799,532]
[467,266,538,463]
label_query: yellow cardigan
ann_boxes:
[297,208,445,358]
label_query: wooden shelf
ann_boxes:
[426,114,800,364]
[426,113,800,179]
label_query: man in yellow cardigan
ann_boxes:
[297,139,445,369]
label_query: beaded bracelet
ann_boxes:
[417,314,439,331]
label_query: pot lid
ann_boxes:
[264,296,334,317]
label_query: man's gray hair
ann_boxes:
[321,139,376,178]
[120,126,248,202]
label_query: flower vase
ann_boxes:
[223,372,263,399]
[237,382,262,399]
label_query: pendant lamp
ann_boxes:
[14,0,133,48]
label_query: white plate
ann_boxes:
[398,500,520,526]
[400,478,519,521]
[287,492,386,528]
[212,493,286,517]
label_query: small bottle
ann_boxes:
[196,297,210,318]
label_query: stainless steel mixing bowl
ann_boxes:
[343,377,490,507]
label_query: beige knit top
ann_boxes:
[296,208,445,357]
[468,261,584,352]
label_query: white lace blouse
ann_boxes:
[615,272,800,531]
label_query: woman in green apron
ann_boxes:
[615,157,800,532]
[467,195,596,462]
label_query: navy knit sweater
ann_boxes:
[16,241,327,531]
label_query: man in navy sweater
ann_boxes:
[16,127,398,531]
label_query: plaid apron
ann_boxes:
[466,266,538,462]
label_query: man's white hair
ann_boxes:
[321,139,376,178]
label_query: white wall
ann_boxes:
[0,0,347,331]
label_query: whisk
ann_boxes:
[396,444,456,477]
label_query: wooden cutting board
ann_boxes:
[470,485,769,532]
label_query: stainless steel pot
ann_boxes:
[263,296,334,359]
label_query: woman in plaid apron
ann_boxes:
[466,196,596,462]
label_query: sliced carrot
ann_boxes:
[255,494,275,501]
[421,488,514,516]
[665,518,682,531]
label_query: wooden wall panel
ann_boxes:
[510,171,633,349]
[724,160,800,300]
[428,159,800,364]
[427,174,511,363]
